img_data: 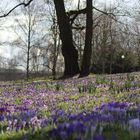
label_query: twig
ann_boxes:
[0,0,33,18]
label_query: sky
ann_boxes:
[0,0,139,59]
[0,0,20,58]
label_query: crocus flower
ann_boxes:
[129,118,140,131]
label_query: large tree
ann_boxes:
[53,0,80,78]
[53,0,94,78]
[80,0,93,77]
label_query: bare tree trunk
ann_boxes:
[52,16,58,79]
[26,8,31,80]
[54,0,80,78]
[80,0,93,77]
[109,20,113,74]
[102,61,105,74]
[108,6,115,74]
[27,45,30,79]
[52,26,61,79]
[101,11,108,74]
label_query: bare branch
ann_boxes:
[67,6,115,17]
[93,6,115,17]
[72,26,85,30]
[67,6,115,25]
[0,0,34,18]
[67,8,87,17]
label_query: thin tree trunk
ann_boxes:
[109,13,113,74]
[80,0,93,77]
[52,17,57,79]
[26,9,31,80]
[27,46,30,79]
[102,61,105,74]
[54,0,80,78]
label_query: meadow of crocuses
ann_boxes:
[0,73,140,140]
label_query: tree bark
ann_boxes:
[53,0,80,78]
[26,6,31,80]
[80,0,93,77]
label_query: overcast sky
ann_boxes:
[0,0,139,59]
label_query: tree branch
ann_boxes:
[0,0,34,18]
[67,6,116,25]
[93,6,115,17]
[72,26,85,30]
[67,6,115,17]
[67,8,87,17]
